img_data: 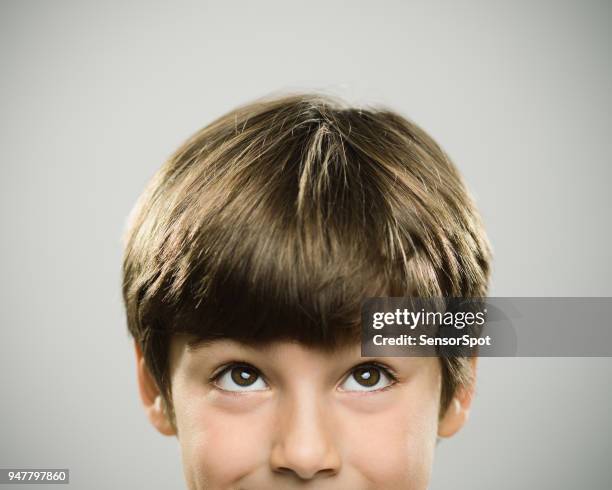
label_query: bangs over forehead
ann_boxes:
[122,93,491,402]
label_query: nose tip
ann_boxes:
[272,442,340,480]
[270,402,341,480]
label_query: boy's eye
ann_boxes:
[213,365,268,392]
[339,365,396,392]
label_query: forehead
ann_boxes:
[178,335,363,361]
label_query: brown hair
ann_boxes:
[122,92,492,419]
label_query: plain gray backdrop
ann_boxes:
[1,0,611,488]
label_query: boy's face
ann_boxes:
[137,336,474,490]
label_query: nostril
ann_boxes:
[274,466,337,480]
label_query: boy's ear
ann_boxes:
[437,357,478,438]
[134,341,176,436]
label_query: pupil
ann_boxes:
[231,367,256,386]
[356,367,379,387]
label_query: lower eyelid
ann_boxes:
[339,382,397,396]
[215,387,267,396]
[211,380,269,395]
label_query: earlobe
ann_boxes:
[134,341,177,436]
[437,359,477,438]
[437,397,469,438]
[147,394,176,436]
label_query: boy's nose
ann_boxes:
[269,395,342,480]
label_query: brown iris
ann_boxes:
[230,366,258,386]
[353,366,380,387]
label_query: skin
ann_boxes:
[135,336,476,490]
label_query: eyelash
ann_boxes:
[208,360,399,391]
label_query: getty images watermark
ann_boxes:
[361,297,612,357]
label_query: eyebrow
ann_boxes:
[185,336,363,356]
[186,337,231,351]
[185,336,280,353]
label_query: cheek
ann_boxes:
[339,389,440,488]
[173,392,273,489]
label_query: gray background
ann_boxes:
[1,0,611,488]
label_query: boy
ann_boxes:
[122,92,492,489]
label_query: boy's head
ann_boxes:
[122,93,492,489]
